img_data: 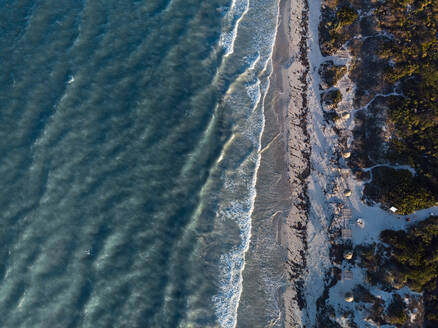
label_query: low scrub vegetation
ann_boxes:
[319,5,359,55]
[319,61,347,88]
[358,216,438,326]
[364,167,436,215]
[323,89,342,108]
[385,295,408,326]
[380,216,438,325]
[335,6,358,31]
[376,0,438,204]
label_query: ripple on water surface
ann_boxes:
[0,0,281,327]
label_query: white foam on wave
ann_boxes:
[212,1,282,325]
[246,79,262,109]
[219,0,250,57]
[211,79,263,327]
[216,133,236,164]
[246,52,261,71]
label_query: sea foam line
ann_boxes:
[233,10,281,320]
[212,1,282,326]
[220,0,250,57]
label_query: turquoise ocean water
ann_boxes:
[0,0,281,327]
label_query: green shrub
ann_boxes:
[377,216,438,324]
[335,7,358,30]
[383,63,419,83]
[324,89,342,108]
[380,216,438,291]
[365,167,436,215]
[375,0,438,204]
[386,295,408,325]
[319,61,347,88]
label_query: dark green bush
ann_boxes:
[324,89,342,108]
[365,167,436,215]
[386,295,408,325]
[319,61,347,88]
[375,0,438,203]
[335,7,358,30]
[380,216,438,291]
[373,216,438,325]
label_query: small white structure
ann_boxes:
[344,251,353,260]
[389,206,398,213]
[344,292,354,303]
[341,112,350,120]
[344,189,352,197]
[342,152,351,159]
[356,218,365,228]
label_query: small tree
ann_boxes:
[335,7,358,30]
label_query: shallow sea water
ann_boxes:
[0,0,280,327]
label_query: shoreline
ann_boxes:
[236,0,312,326]
[237,0,435,325]
[252,0,313,325]
[234,0,302,326]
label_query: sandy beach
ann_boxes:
[239,0,313,325]
[235,0,312,326]
[278,0,312,325]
